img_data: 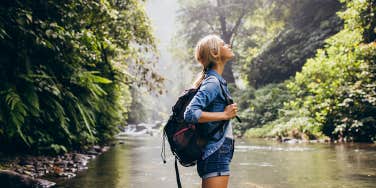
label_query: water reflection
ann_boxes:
[54,136,376,188]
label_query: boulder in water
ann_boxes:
[0,170,55,188]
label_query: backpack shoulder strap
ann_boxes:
[205,75,231,105]
[175,158,182,188]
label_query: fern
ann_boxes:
[51,99,72,138]
[3,88,29,146]
[76,102,94,137]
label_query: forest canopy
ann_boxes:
[0,0,163,153]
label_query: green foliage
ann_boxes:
[241,0,342,88]
[232,83,292,135]
[0,0,161,153]
[253,0,376,142]
[235,0,292,79]
[240,0,376,142]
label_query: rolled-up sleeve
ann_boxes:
[183,76,220,123]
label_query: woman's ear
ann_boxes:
[209,49,219,59]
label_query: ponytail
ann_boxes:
[192,34,222,88]
[192,62,214,88]
[192,70,205,89]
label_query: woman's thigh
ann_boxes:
[202,175,229,188]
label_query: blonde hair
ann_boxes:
[193,35,223,88]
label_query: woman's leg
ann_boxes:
[202,175,229,188]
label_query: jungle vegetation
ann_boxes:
[0,0,163,154]
[176,0,376,142]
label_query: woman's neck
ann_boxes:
[212,60,225,75]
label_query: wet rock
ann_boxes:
[33,160,42,167]
[0,170,55,188]
[23,170,34,177]
[281,137,291,142]
[67,167,77,173]
[15,168,24,174]
[24,164,34,171]
[135,123,148,132]
[18,158,32,166]
[1,143,112,184]
[100,146,110,153]
[54,160,68,168]
[286,139,299,144]
[86,150,99,155]
[72,153,87,161]
[56,172,76,178]
[93,145,101,152]
[282,137,299,144]
[77,166,88,171]
[35,178,56,188]
[53,166,64,174]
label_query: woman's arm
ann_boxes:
[198,103,238,123]
[184,76,238,124]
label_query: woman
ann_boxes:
[183,34,238,188]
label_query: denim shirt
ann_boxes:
[183,69,232,160]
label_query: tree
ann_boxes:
[0,0,163,153]
[177,0,259,83]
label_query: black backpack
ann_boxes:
[161,76,241,188]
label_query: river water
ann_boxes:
[53,135,376,188]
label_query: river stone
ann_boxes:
[72,153,88,162]
[100,146,110,153]
[0,170,56,188]
[24,165,34,170]
[77,166,88,171]
[93,145,101,152]
[54,160,68,168]
[18,158,33,166]
[67,160,75,167]
[53,166,64,174]
[57,172,76,178]
[86,150,99,155]
[285,139,299,144]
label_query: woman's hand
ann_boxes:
[196,103,238,123]
[224,103,238,120]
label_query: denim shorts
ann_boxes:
[197,137,235,179]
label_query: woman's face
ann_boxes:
[219,41,234,62]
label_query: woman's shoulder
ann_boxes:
[203,75,220,85]
[200,75,221,92]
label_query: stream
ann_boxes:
[52,130,376,188]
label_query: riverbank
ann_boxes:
[242,122,376,144]
[0,145,113,187]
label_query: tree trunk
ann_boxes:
[222,34,235,83]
